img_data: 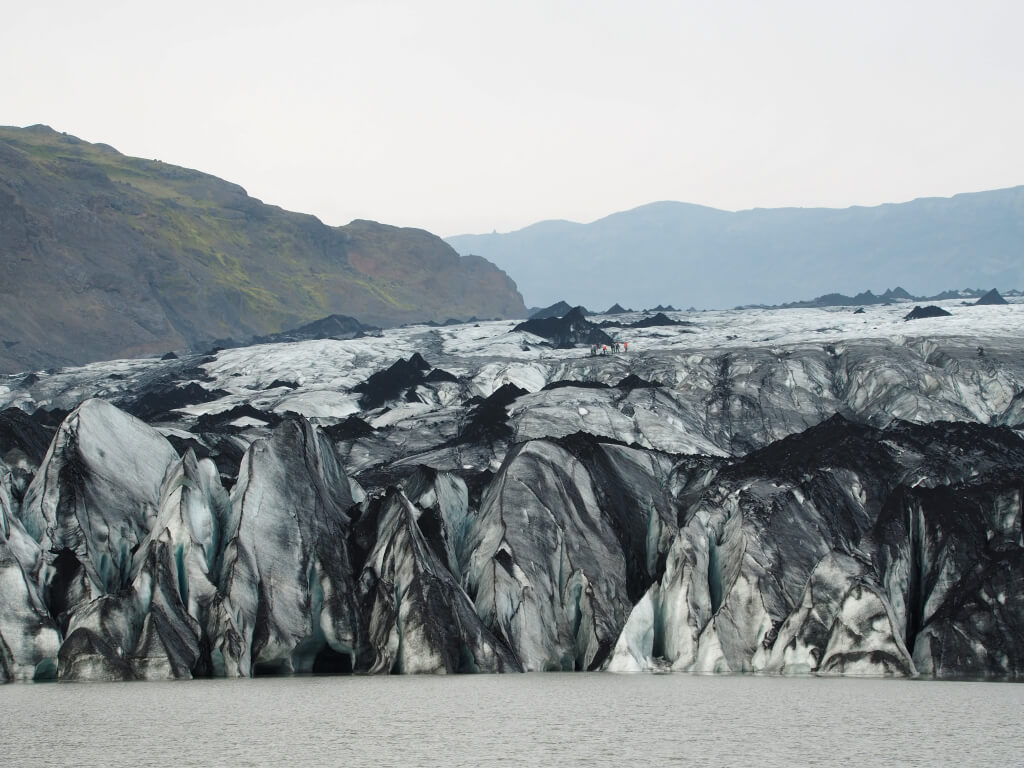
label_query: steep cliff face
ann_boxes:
[0,125,526,373]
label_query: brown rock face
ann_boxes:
[0,125,526,373]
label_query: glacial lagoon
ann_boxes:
[1,673,1021,767]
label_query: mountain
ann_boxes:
[445,190,1024,310]
[528,300,581,319]
[2,299,1023,681]
[0,125,526,374]
[976,288,1009,305]
[745,285,1015,310]
[772,286,915,309]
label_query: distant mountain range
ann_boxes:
[446,189,1024,310]
[0,125,525,374]
[743,286,1020,310]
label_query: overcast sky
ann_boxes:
[4,0,1022,236]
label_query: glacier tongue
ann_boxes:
[3,303,1024,681]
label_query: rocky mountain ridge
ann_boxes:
[0,125,526,374]
[743,286,1019,310]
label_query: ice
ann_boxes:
[20,400,179,598]
[465,440,630,671]
[0,473,61,681]
[5,300,1024,460]
[222,418,360,676]
[607,586,659,672]
[359,488,519,673]
[2,300,1024,681]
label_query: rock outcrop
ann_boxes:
[513,307,613,348]
[905,305,952,320]
[975,289,1009,306]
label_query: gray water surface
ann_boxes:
[1,674,1021,767]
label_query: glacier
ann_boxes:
[1,298,1023,681]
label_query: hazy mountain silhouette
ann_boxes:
[447,189,1024,309]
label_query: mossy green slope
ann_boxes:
[0,125,525,373]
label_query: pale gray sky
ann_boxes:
[4,0,1022,236]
